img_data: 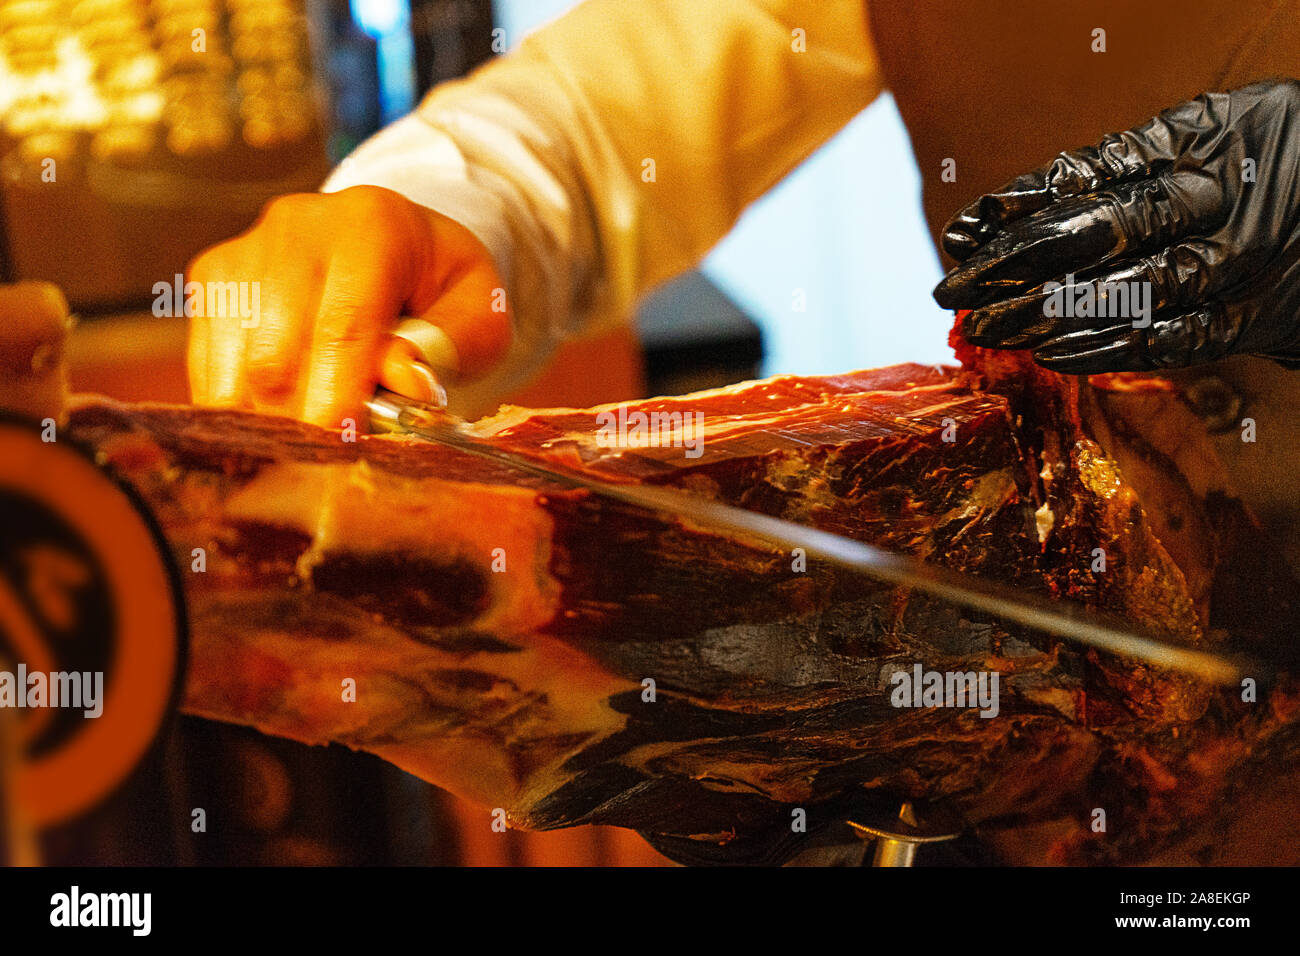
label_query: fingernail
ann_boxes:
[410,361,449,408]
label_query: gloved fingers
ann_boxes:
[945,81,1300,371]
[960,240,1221,349]
[1032,321,1150,373]
[959,286,1074,350]
[1033,301,1245,373]
[941,168,1063,263]
[936,193,1125,309]
[935,172,1212,310]
[941,129,1168,261]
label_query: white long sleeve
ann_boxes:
[324,0,884,414]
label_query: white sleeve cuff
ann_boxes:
[322,114,518,295]
[321,114,566,418]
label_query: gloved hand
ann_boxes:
[933,79,1300,373]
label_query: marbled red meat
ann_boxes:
[62,359,1300,865]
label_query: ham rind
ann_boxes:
[64,363,1300,864]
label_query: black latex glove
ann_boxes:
[933,79,1300,373]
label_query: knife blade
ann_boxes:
[366,387,1254,686]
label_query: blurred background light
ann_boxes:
[350,0,415,121]
[350,0,409,38]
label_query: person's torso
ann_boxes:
[869,0,1300,571]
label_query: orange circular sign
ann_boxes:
[0,416,185,828]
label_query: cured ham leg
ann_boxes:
[65,362,1300,864]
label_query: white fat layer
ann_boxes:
[1035,503,1055,544]
[224,461,560,634]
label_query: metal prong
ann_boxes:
[848,801,961,867]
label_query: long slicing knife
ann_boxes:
[366,388,1255,686]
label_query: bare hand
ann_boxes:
[186,186,511,428]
